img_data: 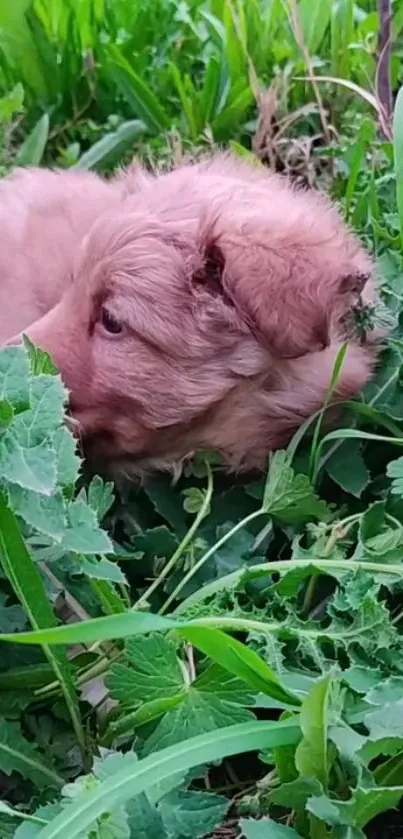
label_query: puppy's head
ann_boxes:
[22,205,377,474]
[22,211,269,471]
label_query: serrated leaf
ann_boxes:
[12,375,66,445]
[23,336,57,376]
[306,794,351,827]
[387,455,403,496]
[271,777,324,811]
[62,498,113,554]
[126,793,165,839]
[86,476,115,520]
[364,699,403,740]
[0,437,57,494]
[79,555,127,585]
[240,817,302,838]
[107,634,185,708]
[7,485,66,540]
[143,690,253,755]
[0,718,63,789]
[158,788,228,839]
[365,676,403,705]
[53,428,81,488]
[194,663,255,705]
[0,347,30,406]
[262,451,331,524]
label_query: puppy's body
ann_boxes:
[4,154,382,474]
[0,166,139,342]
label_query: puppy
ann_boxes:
[11,153,382,474]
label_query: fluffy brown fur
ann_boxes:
[4,154,382,475]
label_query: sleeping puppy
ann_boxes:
[0,164,146,342]
[9,153,382,475]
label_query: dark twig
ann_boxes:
[376,0,393,140]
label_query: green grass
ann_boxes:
[2,1,403,838]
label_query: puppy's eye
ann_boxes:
[99,306,123,336]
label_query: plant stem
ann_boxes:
[134,460,214,610]
[175,558,403,614]
[377,0,393,140]
[160,508,265,614]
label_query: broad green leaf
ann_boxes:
[271,777,323,811]
[262,451,331,524]
[353,786,403,827]
[126,792,164,839]
[295,674,333,787]
[13,374,66,444]
[34,720,301,839]
[306,794,351,827]
[53,428,81,488]
[194,663,255,705]
[7,485,66,540]
[143,689,253,756]
[15,113,49,166]
[158,788,228,839]
[0,437,56,494]
[86,475,115,520]
[107,635,258,753]
[73,120,146,171]
[365,676,403,706]
[23,336,57,377]
[61,499,113,555]
[365,699,403,740]
[387,456,403,495]
[179,626,300,708]
[107,634,185,707]
[327,440,370,498]
[0,718,63,789]
[0,347,30,405]
[240,817,302,838]
[79,555,127,585]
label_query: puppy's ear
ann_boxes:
[189,216,372,358]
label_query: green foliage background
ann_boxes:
[2,1,403,837]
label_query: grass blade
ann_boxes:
[72,119,146,171]
[108,45,170,133]
[0,491,86,759]
[297,0,332,54]
[170,63,199,140]
[15,113,49,165]
[36,720,301,839]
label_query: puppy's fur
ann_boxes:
[5,154,382,474]
[0,165,142,342]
